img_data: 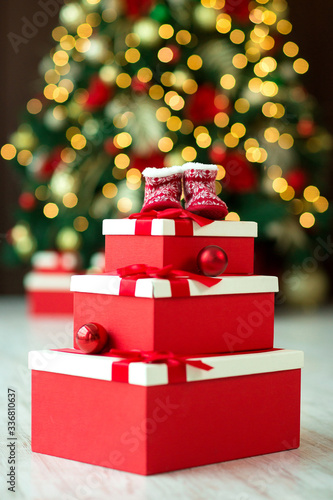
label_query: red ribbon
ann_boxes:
[115,263,222,292]
[109,349,213,383]
[129,208,214,227]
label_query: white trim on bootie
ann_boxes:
[182,162,217,172]
[142,166,184,178]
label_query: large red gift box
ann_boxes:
[71,274,278,354]
[103,219,257,275]
[29,348,303,475]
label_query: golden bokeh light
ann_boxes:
[220,74,236,90]
[224,133,239,148]
[77,23,93,38]
[232,53,248,69]
[283,41,299,57]
[225,212,240,221]
[158,137,174,152]
[125,48,140,63]
[116,73,132,88]
[1,143,17,160]
[299,212,315,228]
[267,165,282,180]
[17,150,33,166]
[74,216,89,232]
[182,146,197,161]
[71,134,87,150]
[53,50,69,66]
[114,132,132,149]
[293,58,309,74]
[187,54,203,70]
[278,133,294,149]
[272,177,288,193]
[159,24,174,39]
[214,112,229,128]
[149,85,164,100]
[230,29,245,44]
[27,98,42,114]
[234,98,250,113]
[156,107,171,122]
[230,123,246,138]
[277,19,292,35]
[125,33,140,47]
[43,202,59,219]
[158,47,174,63]
[176,30,191,45]
[102,183,118,199]
[63,192,78,208]
[264,127,280,143]
[118,197,133,213]
[280,186,295,201]
[114,153,130,169]
[137,67,153,82]
[313,196,329,213]
[182,79,198,94]
[303,185,320,203]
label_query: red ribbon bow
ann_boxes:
[115,263,221,288]
[129,208,214,227]
[109,349,213,383]
[109,349,213,370]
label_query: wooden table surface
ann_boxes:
[0,297,332,500]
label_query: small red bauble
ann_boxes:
[76,323,109,354]
[197,245,228,277]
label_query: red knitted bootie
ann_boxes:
[183,163,228,220]
[141,166,183,212]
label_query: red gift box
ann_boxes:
[29,348,303,475]
[24,251,81,315]
[103,219,257,275]
[24,272,73,315]
[71,273,278,354]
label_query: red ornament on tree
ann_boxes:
[197,245,228,277]
[185,84,220,125]
[18,192,37,211]
[84,76,113,111]
[38,147,62,180]
[222,153,257,193]
[131,151,165,172]
[285,168,308,195]
[76,323,109,354]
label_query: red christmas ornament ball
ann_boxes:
[76,323,109,354]
[197,245,228,277]
[19,192,36,211]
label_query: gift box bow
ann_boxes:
[114,264,221,292]
[129,208,214,227]
[109,348,213,383]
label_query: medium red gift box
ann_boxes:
[71,273,278,354]
[103,219,257,275]
[29,348,303,475]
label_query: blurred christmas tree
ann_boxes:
[1,0,332,281]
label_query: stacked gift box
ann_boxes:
[29,213,303,475]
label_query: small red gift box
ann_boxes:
[103,219,257,275]
[71,273,278,354]
[29,348,303,475]
[24,273,73,315]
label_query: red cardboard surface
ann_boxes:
[31,367,301,475]
[73,292,275,354]
[27,291,73,315]
[105,235,254,275]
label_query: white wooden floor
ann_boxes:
[0,297,332,500]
